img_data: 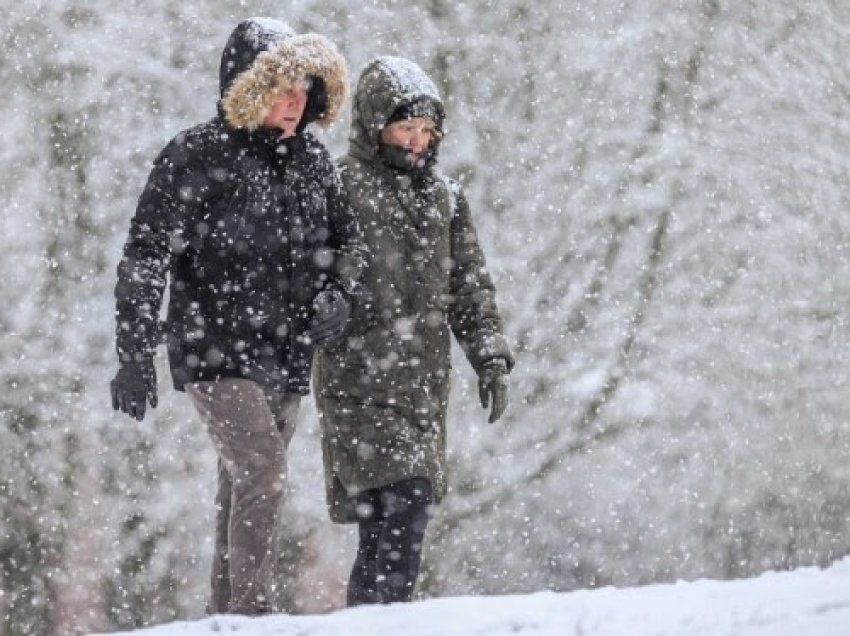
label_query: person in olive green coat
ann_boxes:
[314,56,514,605]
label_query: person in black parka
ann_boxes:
[110,18,367,615]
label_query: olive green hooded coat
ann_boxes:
[314,56,514,523]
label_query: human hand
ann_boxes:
[110,357,158,421]
[309,289,351,345]
[478,359,508,424]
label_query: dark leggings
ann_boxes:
[347,477,434,606]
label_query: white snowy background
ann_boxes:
[3,0,850,634]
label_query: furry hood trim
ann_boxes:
[222,33,348,131]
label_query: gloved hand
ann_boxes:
[110,357,158,421]
[309,288,351,345]
[478,359,509,423]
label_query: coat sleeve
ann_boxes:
[113,142,205,361]
[447,183,515,375]
[323,163,369,302]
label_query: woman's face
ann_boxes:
[380,117,437,159]
[263,81,309,137]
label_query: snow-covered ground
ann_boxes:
[107,559,850,636]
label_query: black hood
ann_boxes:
[218,18,296,97]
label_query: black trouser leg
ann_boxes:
[347,477,433,606]
[375,479,432,603]
[347,507,381,606]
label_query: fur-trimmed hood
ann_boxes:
[348,56,445,163]
[220,19,348,131]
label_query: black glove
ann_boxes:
[478,359,509,424]
[309,289,351,345]
[110,357,158,421]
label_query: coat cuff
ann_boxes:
[465,333,515,375]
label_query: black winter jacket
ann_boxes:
[114,20,366,395]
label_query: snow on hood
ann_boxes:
[348,55,446,161]
[218,18,297,97]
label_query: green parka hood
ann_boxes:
[348,56,446,164]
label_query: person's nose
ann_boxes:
[411,132,427,153]
[286,93,304,112]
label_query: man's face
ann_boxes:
[381,117,437,159]
[263,82,309,137]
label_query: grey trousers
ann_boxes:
[186,379,301,615]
